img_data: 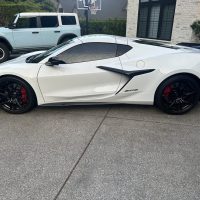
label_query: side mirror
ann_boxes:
[8,23,16,29]
[45,57,66,66]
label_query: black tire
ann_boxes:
[155,75,200,115]
[0,77,37,114]
[0,42,10,63]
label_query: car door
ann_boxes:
[38,42,123,103]
[38,15,61,48]
[12,16,42,49]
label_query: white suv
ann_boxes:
[0,12,81,63]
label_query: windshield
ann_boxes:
[6,15,17,27]
[11,15,16,24]
[26,38,76,63]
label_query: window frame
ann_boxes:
[116,44,132,57]
[15,16,39,29]
[137,0,177,41]
[39,16,59,28]
[61,16,77,25]
[57,42,119,64]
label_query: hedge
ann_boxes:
[80,19,126,36]
[191,20,200,39]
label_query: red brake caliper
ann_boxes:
[163,85,172,97]
[21,87,28,104]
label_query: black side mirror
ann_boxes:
[8,23,16,29]
[46,57,66,66]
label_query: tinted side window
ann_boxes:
[16,17,37,28]
[61,16,76,25]
[40,16,58,28]
[58,43,117,64]
[117,44,132,56]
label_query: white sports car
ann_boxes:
[0,35,200,114]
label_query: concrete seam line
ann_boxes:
[106,116,200,127]
[53,106,112,200]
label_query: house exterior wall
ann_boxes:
[126,0,200,44]
[126,0,138,38]
[171,0,200,43]
[58,0,127,20]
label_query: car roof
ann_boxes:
[78,34,129,44]
[18,12,77,17]
[78,34,116,43]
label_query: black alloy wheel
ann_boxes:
[0,77,36,114]
[155,75,200,114]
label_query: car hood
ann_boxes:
[0,51,45,66]
[0,27,11,33]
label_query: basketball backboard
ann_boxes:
[77,0,102,11]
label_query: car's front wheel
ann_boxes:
[0,42,10,63]
[0,77,37,114]
[155,75,200,114]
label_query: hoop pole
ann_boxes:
[84,0,89,35]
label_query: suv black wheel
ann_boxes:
[0,77,37,114]
[155,75,200,114]
[0,42,10,63]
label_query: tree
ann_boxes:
[0,0,56,26]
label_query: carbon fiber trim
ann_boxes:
[97,66,155,94]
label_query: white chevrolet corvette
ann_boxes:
[0,34,200,114]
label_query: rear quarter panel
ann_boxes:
[117,50,200,104]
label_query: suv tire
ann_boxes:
[0,42,10,63]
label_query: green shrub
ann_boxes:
[191,20,200,39]
[80,19,126,36]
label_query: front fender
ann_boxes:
[0,35,14,50]
[0,63,45,105]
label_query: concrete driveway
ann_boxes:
[0,104,200,200]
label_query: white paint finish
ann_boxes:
[0,12,81,50]
[0,34,200,107]
[38,57,123,103]
[79,34,116,44]
[0,61,44,105]
[136,60,145,68]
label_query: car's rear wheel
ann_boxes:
[0,77,37,114]
[0,43,10,63]
[155,75,200,114]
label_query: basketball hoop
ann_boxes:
[77,0,102,13]
[77,0,102,34]
[89,4,98,15]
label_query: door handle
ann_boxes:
[32,32,39,34]
[54,31,60,33]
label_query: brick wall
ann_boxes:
[126,0,139,38]
[171,0,200,43]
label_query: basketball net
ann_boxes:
[89,4,97,15]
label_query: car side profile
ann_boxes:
[0,34,200,115]
[0,12,81,63]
